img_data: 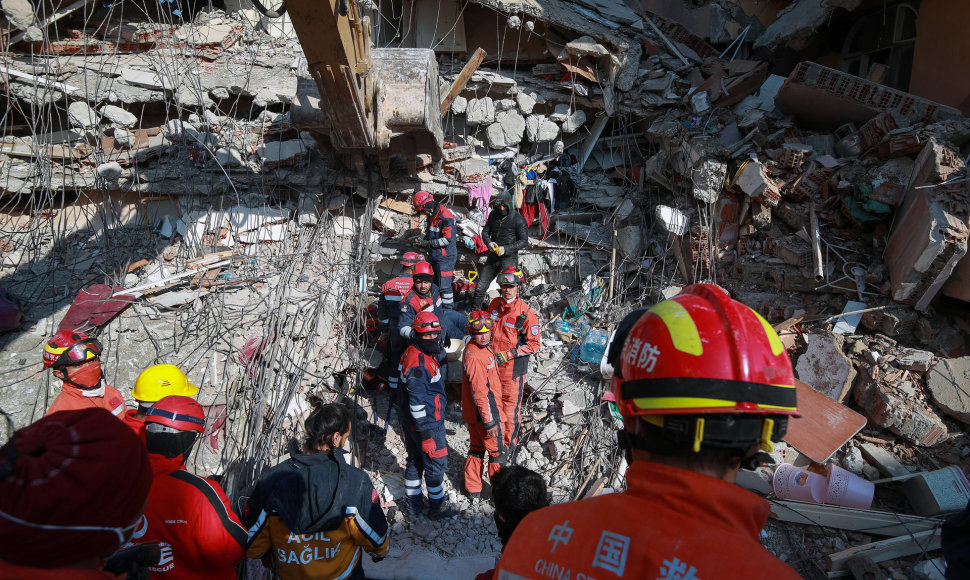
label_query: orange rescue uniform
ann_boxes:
[487,296,540,446]
[461,341,506,494]
[495,461,801,580]
[46,383,126,418]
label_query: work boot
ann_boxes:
[402,496,424,517]
[427,502,460,521]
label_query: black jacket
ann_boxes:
[481,210,528,255]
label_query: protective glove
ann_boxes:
[495,245,505,256]
[421,437,448,458]
[411,237,430,249]
[496,350,514,365]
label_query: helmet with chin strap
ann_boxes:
[413,191,435,213]
[609,284,798,454]
[144,395,206,461]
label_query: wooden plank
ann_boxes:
[440,47,486,116]
[769,499,942,537]
[379,197,414,215]
[826,529,942,572]
[784,379,867,463]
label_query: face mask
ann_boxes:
[61,362,103,389]
[415,335,443,355]
[497,205,509,217]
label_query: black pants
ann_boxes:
[472,254,517,310]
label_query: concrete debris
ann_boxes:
[795,333,857,403]
[466,98,495,125]
[100,105,139,128]
[486,111,526,148]
[68,101,100,129]
[926,357,970,425]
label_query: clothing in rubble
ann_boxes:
[378,271,412,389]
[487,295,540,447]
[244,448,389,580]
[422,202,458,308]
[461,340,506,495]
[130,453,246,579]
[496,461,801,579]
[397,340,449,513]
[472,207,529,308]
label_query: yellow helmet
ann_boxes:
[132,364,199,403]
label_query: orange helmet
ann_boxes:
[43,330,102,369]
[411,311,441,334]
[401,252,423,267]
[412,261,434,280]
[413,191,434,212]
[145,395,206,433]
[613,284,797,451]
[466,310,494,334]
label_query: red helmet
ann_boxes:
[365,303,380,335]
[500,265,525,285]
[43,330,102,369]
[401,252,423,267]
[411,311,441,334]
[466,310,495,334]
[412,261,434,279]
[413,191,435,212]
[614,284,797,451]
[145,395,206,433]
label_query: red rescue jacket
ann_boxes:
[46,383,126,418]
[488,296,540,377]
[129,455,246,579]
[461,342,503,429]
[496,461,801,580]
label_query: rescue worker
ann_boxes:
[496,283,802,579]
[472,194,529,309]
[397,260,466,349]
[461,310,506,499]
[0,408,152,577]
[473,465,549,580]
[130,395,246,578]
[411,190,457,309]
[398,312,457,519]
[245,402,389,579]
[43,330,125,418]
[124,363,199,437]
[378,251,423,390]
[487,272,540,447]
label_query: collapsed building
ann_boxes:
[1,0,969,577]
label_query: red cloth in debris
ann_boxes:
[58,285,136,333]
[519,202,549,239]
[472,234,490,254]
[0,408,152,569]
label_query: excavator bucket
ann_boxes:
[285,0,442,167]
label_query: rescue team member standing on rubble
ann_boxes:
[130,395,247,578]
[378,251,422,390]
[472,194,529,309]
[461,310,506,499]
[488,271,540,447]
[124,363,199,438]
[43,330,125,418]
[411,190,458,309]
[0,408,152,578]
[496,284,802,579]
[244,402,389,579]
[397,260,466,349]
[398,312,458,519]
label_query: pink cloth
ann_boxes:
[465,180,493,220]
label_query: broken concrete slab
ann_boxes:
[68,101,99,129]
[895,349,934,372]
[516,92,537,115]
[99,104,138,128]
[451,95,468,115]
[466,98,495,125]
[486,110,526,148]
[853,371,948,447]
[795,332,857,403]
[561,109,587,134]
[926,357,970,425]
[691,159,726,203]
[859,443,910,478]
[215,146,245,167]
[525,115,559,142]
[257,139,308,166]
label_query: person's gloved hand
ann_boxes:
[421,437,447,458]
[495,245,505,256]
[411,237,430,249]
[496,350,513,365]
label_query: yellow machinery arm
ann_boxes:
[286,0,443,168]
